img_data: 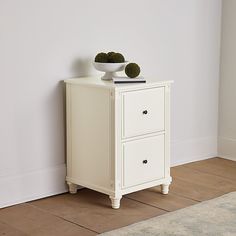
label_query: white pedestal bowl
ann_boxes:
[93,62,128,81]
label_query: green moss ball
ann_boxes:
[107,51,115,57]
[95,52,108,63]
[109,53,125,63]
[125,63,141,78]
[107,51,115,62]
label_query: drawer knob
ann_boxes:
[143,160,148,164]
[143,110,148,115]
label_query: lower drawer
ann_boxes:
[122,134,165,188]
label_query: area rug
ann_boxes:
[100,192,236,236]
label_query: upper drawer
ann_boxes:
[122,87,165,138]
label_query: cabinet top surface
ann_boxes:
[64,76,173,90]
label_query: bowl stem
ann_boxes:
[101,72,117,81]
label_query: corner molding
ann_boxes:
[218,136,236,161]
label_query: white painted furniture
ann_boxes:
[64,76,173,209]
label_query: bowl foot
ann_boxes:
[101,72,117,81]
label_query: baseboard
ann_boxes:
[0,164,68,209]
[218,136,236,161]
[171,136,218,167]
[171,155,215,167]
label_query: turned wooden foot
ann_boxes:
[109,196,122,209]
[161,177,172,195]
[67,182,78,194]
[161,184,170,194]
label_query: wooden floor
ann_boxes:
[0,157,236,236]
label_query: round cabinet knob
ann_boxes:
[143,160,148,164]
[143,110,148,115]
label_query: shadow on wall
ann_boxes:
[70,57,93,77]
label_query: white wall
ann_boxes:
[0,0,222,208]
[218,0,236,161]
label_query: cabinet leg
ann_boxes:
[67,182,77,194]
[161,177,172,195]
[109,196,122,209]
[161,184,170,194]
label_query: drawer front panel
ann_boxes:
[122,135,165,188]
[122,87,165,138]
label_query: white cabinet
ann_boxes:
[64,76,173,209]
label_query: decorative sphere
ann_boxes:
[109,53,125,63]
[107,51,115,57]
[107,51,115,62]
[95,52,108,63]
[125,63,140,78]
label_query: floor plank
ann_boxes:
[183,157,236,180]
[169,177,228,201]
[0,221,27,236]
[126,188,198,211]
[30,189,166,233]
[0,204,96,236]
[171,165,236,192]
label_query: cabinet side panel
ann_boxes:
[69,85,111,190]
